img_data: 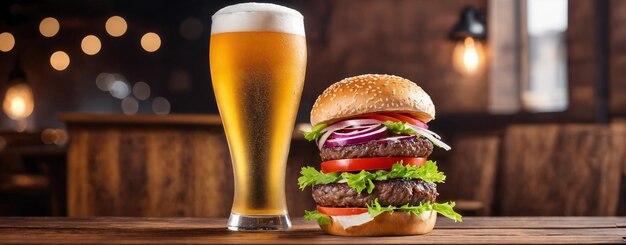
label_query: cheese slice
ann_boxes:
[331,210,433,229]
[332,213,373,229]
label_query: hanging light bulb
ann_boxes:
[3,83,34,119]
[450,7,486,75]
[2,59,34,132]
[452,37,485,74]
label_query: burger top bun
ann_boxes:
[310,74,436,126]
[320,210,437,236]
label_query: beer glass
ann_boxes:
[209,3,306,231]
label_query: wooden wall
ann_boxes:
[292,0,489,120]
[567,0,602,121]
[568,0,626,120]
[499,124,625,216]
[610,0,626,117]
[3,0,624,127]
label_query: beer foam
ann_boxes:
[211,3,304,36]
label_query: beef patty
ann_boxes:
[312,179,437,207]
[319,137,433,161]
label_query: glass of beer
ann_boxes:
[209,3,306,231]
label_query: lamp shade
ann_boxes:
[450,7,486,40]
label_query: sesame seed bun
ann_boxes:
[320,211,437,236]
[310,74,436,126]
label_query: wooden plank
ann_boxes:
[611,122,626,215]
[0,217,624,245]
[437,134,500,215]
[609,0,626,116]
[65,125,233,217]
[63,113,318,217]
[567,0,600,121]
[500,124,624,216]
[487,0,521,114]
[0,217,624,230]
[58,113,222,126]
[1,230,624,245]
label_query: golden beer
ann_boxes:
[210,3,305,230]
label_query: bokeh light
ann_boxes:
[109,80,130,99]
[41,128,68,145]
[96,72,115,91]
[140,32,161,52]
[152,97,171,115]
[105,16,127,37]
[121,97,139,115]
[50,51,70,71]
[0,32,15,52]
[39,17,60,37]
[81,35,101,55]
[180,17,203,40]
[133,82,151,100]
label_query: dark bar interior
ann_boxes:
[0,0,624,226]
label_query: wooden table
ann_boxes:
[0,217,624,244]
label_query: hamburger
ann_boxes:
[299,74,461,236]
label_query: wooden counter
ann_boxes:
[58,113,318,217]
[0,217,624,244]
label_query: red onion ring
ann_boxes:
[316,119,382,150]
[336,125,377,133]
[376,135,417,144]
[331,124,380,138]
[324,125,387,147]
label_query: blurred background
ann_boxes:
[0,0,624,217]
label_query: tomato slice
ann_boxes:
[317,206,368,216]
[384,112,428,128]
[359,112,428,129]
[359,113,401,122]
[321,157,427,173]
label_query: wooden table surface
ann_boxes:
[0,217,624,244]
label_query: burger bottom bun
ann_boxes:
[320,211,437,236]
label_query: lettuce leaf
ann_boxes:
[432,202,463,222]
[341,170,377,194]
[366,198,395,217]
[383,121,416,135]
[297,167,340,190]
[303,210,330,225]
[297,161,446,193]
[302,123,327,141]
[303,200,461,225]
[366,199,462,222]
[383,161,446,183]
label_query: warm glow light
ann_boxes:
[50,51,70,71]
[105,16,127,37]
[452,37,485,75]
[463,38,479,71]
[3,83,34,120]
[0,32,15,52]
[41,128,68,145]
[140,32,161,52]
[39,17,60,37]
[81,35,101,55]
